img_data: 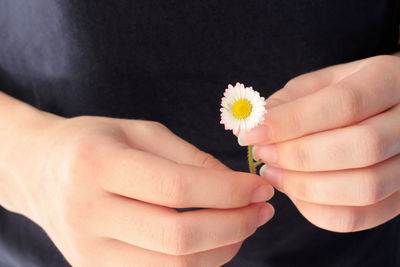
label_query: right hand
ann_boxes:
[22,115,274,266]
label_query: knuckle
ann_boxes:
[137,121,169,138]
[354,169,383,205]
[293,144,311,171]
[284,77,298,89]
[192,150,221,169]
[311,208,361,233]
[140,120,169,133]
[61,190,95,233]
[62,143,100,231]
[335,84,362,124]
[161,216,191,255]
[284,75,308,89]
[62,200,86,232]
[222,182,243,207]
[333,209,362,233]
[280,108,304,140]
[233,218,253,241]
[265,96,286,108]
[355,126,384,166]
[160,170,187,208]
[285,71,323,90]
[287,108,304,134]
[290,178,310,201]
[150,121,168,130]
[70,137,101,177]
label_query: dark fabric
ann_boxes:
[1,1,400,266]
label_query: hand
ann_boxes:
[23,115,274,266]
[240,55,400,233]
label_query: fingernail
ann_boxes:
[259,164,269,177]
[246,124,270,144]
[257,203,274,226]
[252,146,260,161]
[251,185,273,202]
[257,144,277,163]
[237,131,247,146]
[260,166,282,189]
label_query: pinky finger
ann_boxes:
[90,238,243,267]
[289,190,400,233]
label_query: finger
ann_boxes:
[260,153,400,206]
[237,61,360,140]
[234,60,360,139]
[236,61,356,139]
[265,59,363,109]
[120,120,229,170]
[254,103,400,171]
[242,56,400,145]
[90,238,242,267]
[93,143,274,208]
[288,190,400,233]
[95,195,274,255]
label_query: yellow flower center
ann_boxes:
[232,99,252,119]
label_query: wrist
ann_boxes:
[0,93,64,223]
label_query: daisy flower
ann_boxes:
[220,82,266,135]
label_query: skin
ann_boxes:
[0,92,274,266]
[241,52,400,233]
[1,52,399,265]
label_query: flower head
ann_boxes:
[220,82,266,134]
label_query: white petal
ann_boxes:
[220,82,266,133]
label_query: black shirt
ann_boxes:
[1,1,400,266]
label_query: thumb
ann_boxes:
[120,120,229,170]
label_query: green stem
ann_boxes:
[254,160,263,167]
[248,145,256,174]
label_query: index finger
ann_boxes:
[241,56,400,145]
[92,143,274,209]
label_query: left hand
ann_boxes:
[240,54,400,232]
